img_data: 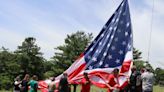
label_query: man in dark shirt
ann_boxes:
[129,66,142,92]
[58,73,70,92]
[21,74,30,92]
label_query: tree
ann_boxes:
[0,47,20,90]
[133,48,142,61]
[154,67,164,85]
[15,37,45,79]
[133,48,154,72]
[52,31,93,75]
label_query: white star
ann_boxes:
[119,50,123,55]
[109,27,113,31]
[130,34,132,38]
[116,18,119,22]
[92,57,97,62]
[101,33,104,37]
[96,50,99,53]
[99,42,102,45]
[87,56,91,59]
[111,46,115,50]
[121,2,124,7]
[114,26,117,31]
[90,48,93,51]
[103,52,107,56]
[114,38,118,42]
[126,22,130,27]
[105,64,109,68]
[89,66,93,69]
[125,32,128,36]
[107,43,110,47]
[99,50,101,53]
[115,59,120,63]
[108,54,112,59]
[119,10,122,14]
[111,35,114,39]
[112,18,115,23]
[122,41,126,45]
[107,34,110,38]
[128,44,131,49]
[99,61,103,65]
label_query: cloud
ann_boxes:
[0,0,164,68]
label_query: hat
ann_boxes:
[145,67,151,71]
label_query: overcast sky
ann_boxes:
[0,0,164,69]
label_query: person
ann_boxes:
[29,75,38,92]
[107,68,120,92]
[48,77,56,92]
[58,72,70,92]
[129,66,138,92]
[141,67,154,92]
[21,74,30,92]
[81,72,91,92]
[14,76,22,92]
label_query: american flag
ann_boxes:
[39,0,133,91]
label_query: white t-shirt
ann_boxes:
[141,71,154,91]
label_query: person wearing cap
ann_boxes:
[141,67,154,92]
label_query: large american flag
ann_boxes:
[39,0,133,91]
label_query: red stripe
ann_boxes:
[68,63,86,80]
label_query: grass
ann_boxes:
[153,85,164,92]
[0,85,163,92]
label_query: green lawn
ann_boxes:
[0,85,164,92]
[153,85,164,92]
[71,85,164,92]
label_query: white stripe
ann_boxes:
[65,57,85,74]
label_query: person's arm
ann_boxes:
[97,74,115,90]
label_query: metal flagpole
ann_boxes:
[147,0,155,63]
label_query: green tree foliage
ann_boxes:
[0,47,19,90]
[154,67,164,85]
[133,48,142,61]
[15,37,45,79]
[133,48,153,72]
[52,31,93,75]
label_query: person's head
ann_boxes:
[113,68,119,76]
[15,76,21,81]
[83,72,89,79]
[51,77,55,81]
[63,72,68,78]
[131,66,137,73]
[24,74,30,81]
[145,67,151,72]
[32,75,38,81]
[140,68,145,73]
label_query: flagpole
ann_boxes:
[147,0,155,63]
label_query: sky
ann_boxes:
[0,0,164,69]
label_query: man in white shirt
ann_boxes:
[141,67,154,92]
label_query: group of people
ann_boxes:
[57,72,91,92]
[57,65,154,92]
[13,74,38,92]
[128,66,154,92]
[13,65,154,92]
